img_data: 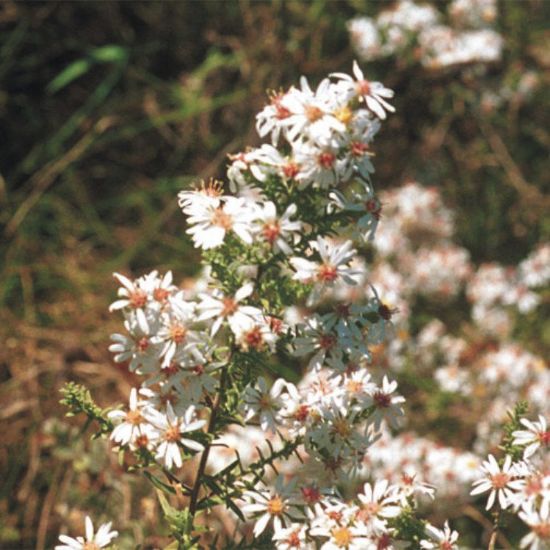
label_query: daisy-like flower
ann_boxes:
[364,376,405,430]
[272,523,313,550]
[290,238,358,305]
[109,272,150,313]
[145,403,206,469]
[518,504,550,550]
[178,178,225,214]
[332,61,395,120]
[234,316,279,353]
[355,480,401,532]
[397,467,436,504]
[256,202,302,255]
[512,415,549,459]
[310,503,370,550]
[242,476,302,538]
[185,196,257,250]
[109,312,160,373]
[293,314,343,371]
[242,377,287,433]
[153,293,198,367]
[56,516,118,550]
[470,454,525,510]
[420,521,460,549]
[256,90,294,145]
[294,142,351,190]
[196,282,262,336]
[108,388,155,447]
[280,77,346,145]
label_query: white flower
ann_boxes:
[242,377,287,433]
[293,314,343,371]
[290,238,358,305]
[272,523,313,550]
[56,516,118,550]
[145,403,206,469]
[364,376,405,430]
[279,77,345,145]
[185,196,257,249]
[332,61,395,120]
[512,415,549,459]
[310,503,369,550]
[470,454,525,510]
[519,504,550,550]
[242,476,302,537]
[196,282,261,336]
[420,521,459,549]
[255,202,302,255]
[356,480,402,531]
[234,315,279,353]
[108,388,156,448]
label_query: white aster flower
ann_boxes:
[185,196,257,250]
[56,516,118,550]
[145,403,206,469]
[512,415,549,459]
[108,388,156,448]
[272,522,313,550]
[519,504,550,550]
[470,454,525,510]
[332,62,395,120]
[242,476,302,538]
[242,376,287,433]
[256,201,302,255]
[420,521,459,549]
[364,376,405,430]
[196,282,262,337]
[290,238,358,305]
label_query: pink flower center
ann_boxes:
[129,290,147,309]
[305,105,323,122]
[301,486,321,504]
[244,326,264,350]
[169,324,187,344]
[294,404,309,422]
[490,472,510,489]
[317,263,338,282]
[356,79,371,96]
[351,141,370,156]
[210,207,233,230]
[137,337,149,352]
[221,297,237,316]
[318,152,336,169]
[539,431,550,445]
[153,287,170,303]
[126,409,143,425]
[262,221,281,244]
[164,425,181,442]
[286,530,302,547]
[533,523,550,539]
[283,162,300,179]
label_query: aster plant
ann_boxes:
[59,63,547,549]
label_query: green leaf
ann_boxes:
[146,474,176,495]
[47,59,91,93]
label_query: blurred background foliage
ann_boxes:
[0,1,548,548]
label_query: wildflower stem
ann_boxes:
[189,366,228,518]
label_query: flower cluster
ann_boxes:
[348,0,502,69]
[470,414,550,550]
[57,61,547,550]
